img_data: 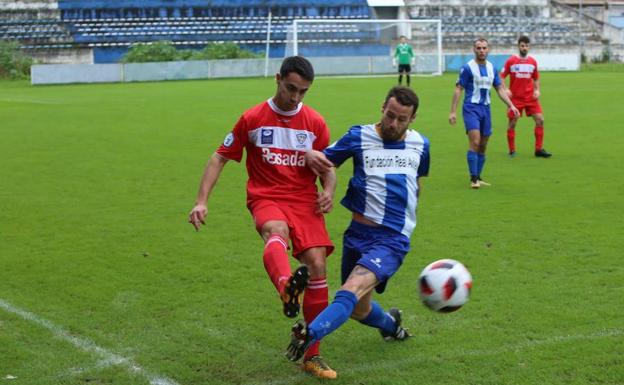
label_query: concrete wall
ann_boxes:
[26,48,93,65]
[31,53,580,85]
[0,0,58,10]
[31,58,284,85]
[406,0,548,6]
[445,51,580,71]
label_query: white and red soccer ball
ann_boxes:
[419,259,472,312]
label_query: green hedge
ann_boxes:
[121,41,261,63]
[0,41,33,79]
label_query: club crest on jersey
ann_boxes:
[261,128,274,145]
[296,133,308,146]
[223,133,234,147]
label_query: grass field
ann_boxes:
[1,69,623,385]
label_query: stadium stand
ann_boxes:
[407,2,601,47]
[2,0,376,62]
[2,0,622,63]
[62,0,374,62]
[0,1,72,48]
[404,0,623,58]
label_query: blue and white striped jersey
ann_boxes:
[324,124,430,238]
[457,59,501,106]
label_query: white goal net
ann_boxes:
[285,18,443,76]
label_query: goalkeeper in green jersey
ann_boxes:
[393,35,415,87]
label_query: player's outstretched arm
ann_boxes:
[533,79,541,100]
[449,85,463,125]
[495,85,520,117]
[499,67,513,98]
[305,149,334,176]
[188,153,229,231]
[317,167,336,214]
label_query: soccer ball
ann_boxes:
[418,259,472,312]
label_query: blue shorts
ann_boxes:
[341,220,411,294]
[462,103,492,137]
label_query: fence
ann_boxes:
[31,53,580,85]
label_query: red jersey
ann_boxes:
[501,55,539,102]
[216,98,330,205]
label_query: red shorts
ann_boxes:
[508,99,543,119]
[248,200,334,258]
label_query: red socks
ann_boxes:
[509,126,545,152]
[535,126,544,151]
[263,234,291,294]
[263,235,329,360]
[303,277,328,360]
[507,128,516,153]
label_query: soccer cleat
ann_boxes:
[302,356,337,379]
[285,319,313,362]
[281,265,309,318]
[470,175,479,189]
[477,178,491,187]
[380,308,411,341]
[535,149,552,158]
[509,151,516,158]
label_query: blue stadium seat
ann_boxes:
[42,0,376,62]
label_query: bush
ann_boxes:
[0,41,33,79]
[188,42,261,60]
[591,46,612,63]
[121,41,180,63]
[121,41,261,63]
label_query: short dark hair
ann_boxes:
[518,35,530,45]
[384,86,419,116]
[473,37,489,47]
[280,56,315,82]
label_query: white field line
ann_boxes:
[0,298,180,385]
[0,98,64,105]
[317,73,437,80]
[252,327,624,385]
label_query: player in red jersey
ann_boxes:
[188,56,337,379]
[501,36,552,158]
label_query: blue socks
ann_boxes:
[467,150,479,177]
[358,301,396,335]
[477,153,486,176]
[308,290,357,342]
[467,151,486,178]
[308,292,399,343]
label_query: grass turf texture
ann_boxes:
[1,68,623,385]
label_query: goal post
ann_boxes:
[285,18,443,76]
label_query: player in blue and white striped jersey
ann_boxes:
[286,86,429,365]
[449,38,519,189]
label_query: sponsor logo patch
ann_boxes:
[363,149,420,176]
[296,132,307,145]
[223,133,234,147]
[261,128,274,145]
